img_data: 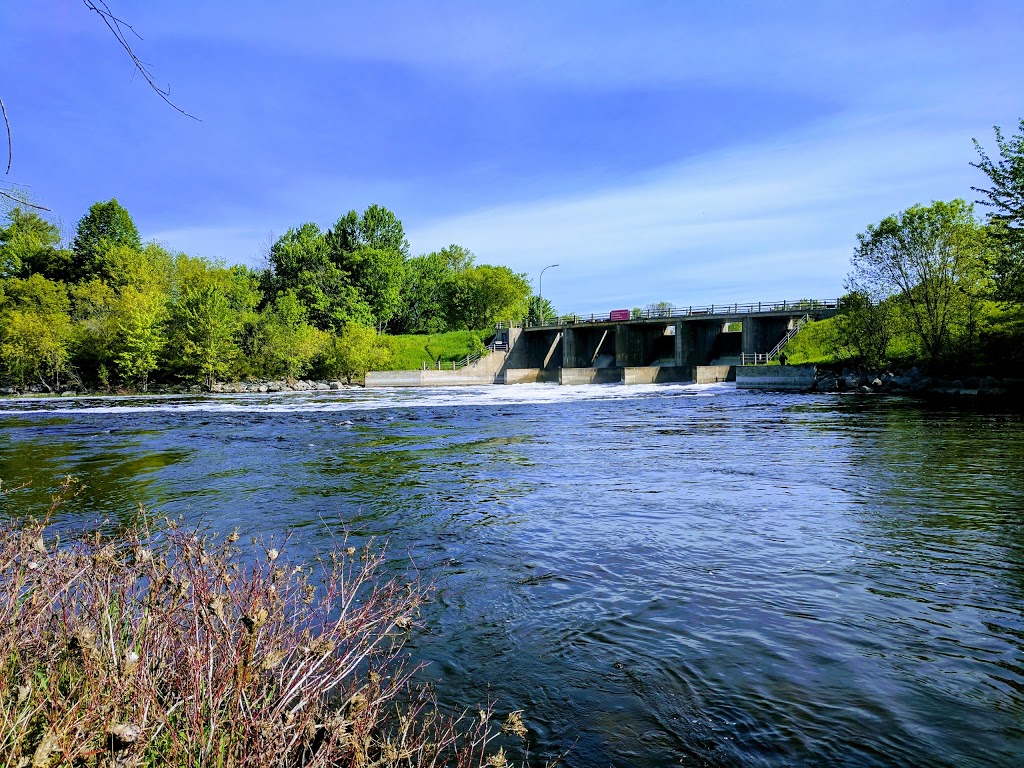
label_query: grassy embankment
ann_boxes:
[380,330,491,370]
[777,301,1024,373]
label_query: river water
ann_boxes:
[1,384,1022,767]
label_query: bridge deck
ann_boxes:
[517,299,840,331]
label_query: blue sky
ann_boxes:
[2,1,1022,313]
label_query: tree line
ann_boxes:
[820,118,1024,372]
[0,201,533,391]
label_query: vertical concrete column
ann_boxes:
[674,321,684,366]
[562,328,579,368]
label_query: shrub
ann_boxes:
[0,480,514,767]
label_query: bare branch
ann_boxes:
[0,188,51,211]
[1,97,11,174]
[82,0,201,122]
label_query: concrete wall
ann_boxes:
[674,320,727,367]
[621,366,693,385]
[695,365,736,384]
[615,324,669,367]
[741,317,794,356]
[365,369,504,387]
[559,367,622,385]
[735,365,816,391]
[508,328,563,369]
[505,368,559,384]
[367,347,508,387]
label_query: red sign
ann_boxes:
[609,309,630,321]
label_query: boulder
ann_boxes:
[822,376,841,392]
[858,385,873,394]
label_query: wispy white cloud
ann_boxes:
[406,110,992,311]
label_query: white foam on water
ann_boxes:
[0,382,734,416]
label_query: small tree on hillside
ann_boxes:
[327,324,391,384]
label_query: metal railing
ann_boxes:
[740,314,811,366]
[423,339,509,371]
[519,299,840,329]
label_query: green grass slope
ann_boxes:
[381,330,491,370]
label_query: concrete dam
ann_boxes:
[365,300,839,387]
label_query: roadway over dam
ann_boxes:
[499,299,839,384]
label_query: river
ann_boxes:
[1,383,1022,767]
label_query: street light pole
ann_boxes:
[539,263,558,324]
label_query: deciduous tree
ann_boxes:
[973,118,1024,302]
[848,199,990,364]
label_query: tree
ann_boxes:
[447,264,531,330]
[324,324,392,384]
[251,292,328,380]
[266,223,372,332]
[527,295,556,325]
[339,246,407,331]
[831,291,893,368]
[973,118,1024,302]
[112,286,167,391]
[0,274,74,389]
[848,200,990,364]
[395,245,475,334]
[0,207,68,279]
[71,199,142,283]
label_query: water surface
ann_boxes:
[1,384,1022,767]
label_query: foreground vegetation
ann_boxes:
[0,479,535,767]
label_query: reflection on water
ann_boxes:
[1,385,1022,767]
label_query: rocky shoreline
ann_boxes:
[810,367,1022,398]
[0,379,357,398]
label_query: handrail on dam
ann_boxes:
[497,298,841,330]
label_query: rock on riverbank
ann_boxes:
[0,379,356,397]
[811,367,1021,398]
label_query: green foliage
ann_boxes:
[973,118,1024,302]
[527,295,557,325]
[249,292,328,380]
[112,286,167,392]
[0,197,536,390]
[446,264,531,330]
[0,207,67,280]
[831,292,893,369]
[162,257,266,386]
[70,199,142,283]
[395,245,471,334]
[323,324,392,383]
[848,199,991,365]
[0,276,75,389]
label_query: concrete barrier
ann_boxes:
[695,365,736,384]
[735,365,816,391]
[621,366,693,385]
[559,367,622,385]
[505,368,559,384]
[365,369,501,387]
